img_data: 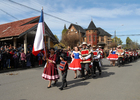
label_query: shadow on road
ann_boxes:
[56,78,90,90]
[92,71,115,79]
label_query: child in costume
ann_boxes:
[59,53,68,90]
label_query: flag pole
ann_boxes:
[42,7,48,65]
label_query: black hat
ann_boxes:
[59,53,67,60]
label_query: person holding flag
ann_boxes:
[32,9,59,88]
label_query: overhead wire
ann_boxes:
[8,0,74,24]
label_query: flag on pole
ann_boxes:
[32,9,45,56]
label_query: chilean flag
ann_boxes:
[32,9,45,56]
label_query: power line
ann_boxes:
[0,9,19,20]
[8,0,74,24]
[116,34,140,36]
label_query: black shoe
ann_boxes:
[99,72,101,76]
[47,86,51,88]
[59,87,63,90]
[74,76,77,79]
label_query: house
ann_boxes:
[66,20,112,50]
[0,16,59,53]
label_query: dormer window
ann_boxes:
[71,29,74,31]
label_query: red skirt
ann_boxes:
[69,58,81,70]
[107,54,118,60]
[42,62,60,80]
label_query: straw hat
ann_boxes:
[82,42,87,45]
[93,45,96,48]
[98,46,102,48]
[117,45,122,48]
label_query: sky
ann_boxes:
[0,0,140,44]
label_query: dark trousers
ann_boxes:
[118,57,124,66]
[93,61,101,75]
[21,60,25,68]
[81,63,90,77]
[0,61,2,69]
[61,71,67,88]
[14,59,19,68]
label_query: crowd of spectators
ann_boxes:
[0,44,37,70]
[0,43,72,71]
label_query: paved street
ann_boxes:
[0,59,140,100]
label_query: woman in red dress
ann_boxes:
[42,48,59,88]
[107,47,118,66]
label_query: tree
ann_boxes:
[54,34,59,42]
[126,37,132,49]
[61,24,67,41]
[112,36,123,46]
[63,33,81,48]
[130,41,139,49]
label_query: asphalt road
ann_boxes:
[0,59,140,100]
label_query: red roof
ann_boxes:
[0,16,40,38]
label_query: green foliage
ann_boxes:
[54,34,59,42]
[126,37,132,49]
[112,36,123,46]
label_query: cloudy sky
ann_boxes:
[0,0,140,44]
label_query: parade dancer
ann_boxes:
[92,45,102,77]
[79,42,91,80]
[59,53,68,90]
[107,47,118,66]
[116,45,125,67]
[69,46,81,79]
[42,48,59,88]
[124,49,130,63]
[98,46,103,66]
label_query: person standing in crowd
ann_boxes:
[59,53,68,90]
[13,53,19,68]
[69,46,81,79]
[26,50,31,68]
[116,45,125,67]
[107,47,118,66]
[6,50,11,68]
[0,50,2,70]
[10,50,14,68]
[20,50,26,68]
[42,48,59,88]
[31,53,36,67]
[37,51,43,66]
[79,42,91,80]
[2,50,7,69]
[92,45,102,77]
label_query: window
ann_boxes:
[89,35,91,41]
[93,35,95,42]
[71,29,74,31]
[101,36,104,42]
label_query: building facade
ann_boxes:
[66,21,112,50]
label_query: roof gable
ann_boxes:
[69,24,85,33]
[86,20,97,30]
[0,16,40,38]
[97,27,112,36]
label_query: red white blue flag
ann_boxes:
[32,9,45,56]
